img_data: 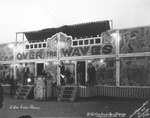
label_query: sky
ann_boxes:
[0,0,150,43]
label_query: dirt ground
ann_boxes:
[0,94,149,118]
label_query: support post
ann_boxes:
[57,33,61,86]
[115,31,120,86]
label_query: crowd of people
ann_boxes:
[0,61,108,104]
[87,63,106,86]
[34,69,54,101]
[59,61,107,86]
[59,61,74,85]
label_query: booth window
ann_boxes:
[87,58,116,86]
[120,57,150,86]
[0,64,14,84]
[34,44,37,48]
[16,63,35,85]
[43,43,47,48]
[26,45,29,49]
[90,39,94,44]
[95,38,101,44]
[79,40,83,45]
[73,41,78,46]
[30,44,33,49]
[84,40,89,45]
[38,44,42,48]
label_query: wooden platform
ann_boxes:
[2,85,150,100]
[53,85,150,99]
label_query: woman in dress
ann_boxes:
[46,72,53,100]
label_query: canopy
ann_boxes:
[25,20,111,42]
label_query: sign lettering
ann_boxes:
[16,50,57,60]
[61,44,113,57]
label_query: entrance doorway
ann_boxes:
[37,63,44,76]
[77,61,86,85]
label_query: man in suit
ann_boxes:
[23,63,30,85]
[87,63,96,85]
[58,61,66,85]
[9,75,16,98]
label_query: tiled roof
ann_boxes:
[25,20,110,41]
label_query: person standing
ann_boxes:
[65,67,72,84]
[0,80,3,108]
[58,61,66,85]
[9,75,16,98]
[77,63,85,85]
[23,63,30,85]
[46,72,53,100]
[95,64,101,85]
[100,65,106,80]
[87,63,96,85]
[41,69,47,77]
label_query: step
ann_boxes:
[63,90,73,94]
[16,96,25,99]
[58,98,70,102]
[64,87,75,90]
[18,92,26,96]
[22,86,31,89]
[62,94,72,98]
[58,86,78,102]
[21,89,28,92]
[15,85,34,100]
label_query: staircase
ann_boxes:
[57,86,78,102]
[15,85,34,100]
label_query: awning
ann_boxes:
[25,20,111,42]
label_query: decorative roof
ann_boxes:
[25,20,111,42]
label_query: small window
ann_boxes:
[79,40,83,45]
[30,44,33,49]
[73,41,78,46]
[90,39,94,44]
[26,45,29,49]
[84,40,89,45]
[95,38,101,44]
[39,44,42,48]
[43,43,46,48]
[34,44,37,48]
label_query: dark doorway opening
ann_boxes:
[77,61,86,85]
[37,63,44,76]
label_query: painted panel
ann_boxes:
[15,35,58,61]
[101,30,116,54]
[0,64,14,84]
[120,57,150,86]
[0,43,14,61]
[45,62,57,84]
[60,32,116,58]
[120,27,150,53]
[15,63,35,84]
[87,58,116,86]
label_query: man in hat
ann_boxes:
[23,63,30,85]
[87,63,96,85]
[58,61,66,85]
[9,75,16,98]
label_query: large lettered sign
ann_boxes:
[15,32,115,60]
[16,49,57,60]
[61,44,114,57]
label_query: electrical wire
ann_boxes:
[35,0,63,27]
[42,0,64,26]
